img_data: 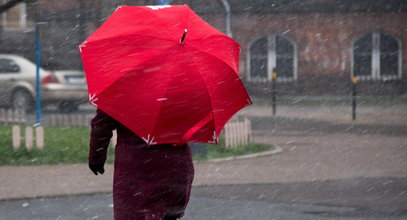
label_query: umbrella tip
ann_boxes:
[179,29,188,45]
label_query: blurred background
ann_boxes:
[1,0,406,96]
[0,0,406,219]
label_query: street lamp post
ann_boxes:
[34,22,41,125]
[34,0,46,126]
[351,77,358,121]
[271,69,277,117]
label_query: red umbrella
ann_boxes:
[79,5,251,145]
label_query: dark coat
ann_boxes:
[89,109,194,220]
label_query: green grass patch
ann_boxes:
[194,140,275,161]
[0,126,273,165]
[0,125,115,165]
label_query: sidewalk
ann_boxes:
[0,100,406,200]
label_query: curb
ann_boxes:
[197,146,283,163]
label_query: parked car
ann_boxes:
[0,54,87,112]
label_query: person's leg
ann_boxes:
[165,148,194,220]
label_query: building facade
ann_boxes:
[230,0,407,96]
[1,0,406,96]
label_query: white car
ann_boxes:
[0,54,87,112]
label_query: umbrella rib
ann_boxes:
[182,113,213,142]
[148,46,182,141]
[185,49,217,139]
[184,46,250,141]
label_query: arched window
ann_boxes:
[249,36,268,79]
[352,31,402,80]
[1,1,35,30]
[248,34,297,81]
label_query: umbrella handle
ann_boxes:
[179,29,188,45]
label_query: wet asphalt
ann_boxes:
[5,101,407,219]
[1,177,406,220]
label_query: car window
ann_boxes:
[0,58,20,73]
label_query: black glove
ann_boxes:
[89,163,105,175]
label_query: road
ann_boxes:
[1,177,406,220]
[2,99,406,219]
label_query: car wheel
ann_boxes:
[12,90,33,112]
[58,101,78,113]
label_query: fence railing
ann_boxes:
[1,109,252,149]
[47,113,94,127]
[0,108,26,125]
[0,109,93,151]
[224,118,252,148]
[0,109,94,127]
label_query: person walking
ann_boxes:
[89,109,194,220]
[81,6,250,220]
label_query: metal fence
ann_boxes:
[0,108,26,125]
[47,114,94,127]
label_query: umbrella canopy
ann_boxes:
[79,5,251,145]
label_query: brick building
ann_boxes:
[1,0,406,96]
[229,0,407,96]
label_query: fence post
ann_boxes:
[55,114,60,126]
[246,118,252,142]
[0,109,5,125]
[243,119,248,144]
[35,126,44,150]
[11,125,44,151]
[75,114,81,127]
[18,109,26,124]
[64,114,69,126]
[7,109,13,125]
[25,126,34,150]
[12,125,21,150]
[225,123,230,147]
[83,114,88,126]
[237,121,243,146]
[231,122,237,147]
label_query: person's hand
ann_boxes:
[89,163,105,175]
